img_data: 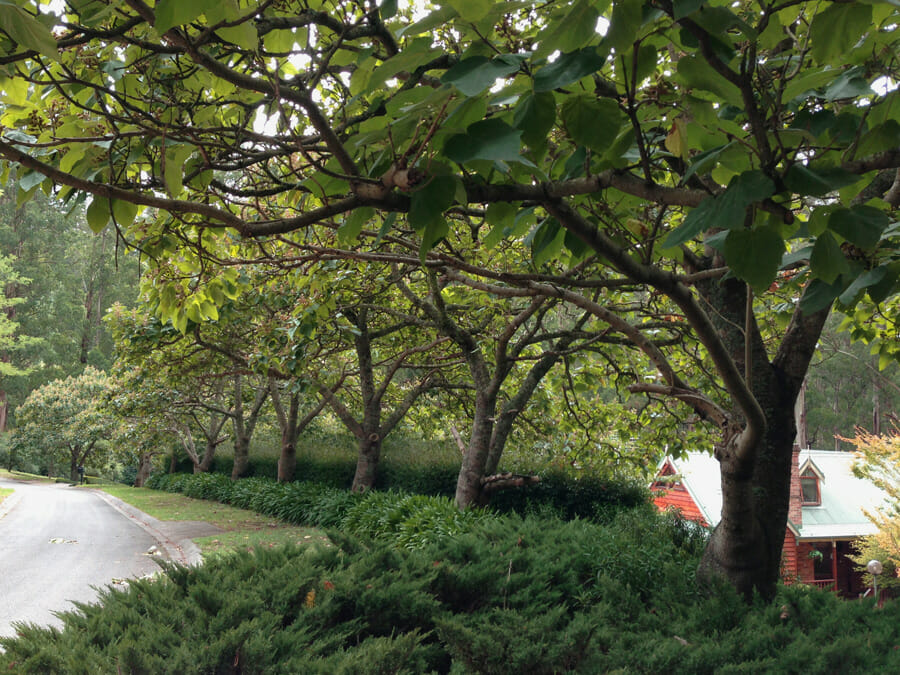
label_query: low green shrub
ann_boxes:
[4,510,896,674]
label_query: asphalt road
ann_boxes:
[0,477,163,639]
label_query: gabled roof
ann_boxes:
[655,452,722,525]
[797,449,886,539]
[654,449,890,540]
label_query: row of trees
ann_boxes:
[0,0,898,602]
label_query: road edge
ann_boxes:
[91,490,203,566]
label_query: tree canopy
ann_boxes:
[1,0,899,599]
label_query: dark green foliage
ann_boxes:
[3,510,899,674]
[341,491,494,548]
[152,461,650,524]
[487,469,651,522]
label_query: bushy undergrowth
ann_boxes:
[151,462,649,526]
[145,472,494,548]
[2,509,897,674]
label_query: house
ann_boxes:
[652,448,890,596]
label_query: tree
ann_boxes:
[0,252,41,432]
[12,367,112,481]
[104,367,180,486]
[846,427,900,590]
[1,0,899,601]
[802,318,900,450]
[0,185,140,431]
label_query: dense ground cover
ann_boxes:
[1,506,897,674]
[0,472,898,673]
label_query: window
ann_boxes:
[800,468,820,506]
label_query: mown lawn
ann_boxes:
[98,485,327,558]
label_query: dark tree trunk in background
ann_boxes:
[135,452,152,487]
[231,375,268,480]
[352,434,382,492]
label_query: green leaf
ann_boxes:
[868,264,899,304]
[17,170,44,192]
[664,198,716,248]
[366,39,444,93]
[606,0,643,53]
[675,55,742,106]
[723,227,784,293]
[163,144,193,197]
[680,143,734,183]
[828,206,890,250]
[534,0,604,58]
[441,55,524,96]
[485,202,516,229]
[379,0,398,20]
[839,267,889,306]
[664,171,775,247]
[483,203,517,249]
[673,0,706,20]
[809,3,872,66]
[409,176,457,230]
[112,199,137,228]
[513,92,556,149]
[0,5,57,58]
[782,67,839,104]
[154,0,218,34]
[441,0,491,22]
[560,96,622,152]
[800,278,842,314]
[533,48,606,93]
[784,165,860,197]
[857,120,900,160]
[528,219,564,267]
[217,23,258,50]
[420,218,449,261]
[810,232,849,284]
[373,212,397,247]
[443,118,524,164]
[337,207,375,244]
[715,170,776,221]
[86,196,110,233]
[822,68,873,102]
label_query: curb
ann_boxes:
[92,490,203,566]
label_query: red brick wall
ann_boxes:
[782,531,799,581]
[788,445,802,528]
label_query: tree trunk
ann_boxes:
[278,438,296,483]
[197,439,216,473]
[352,433,381,492]
[134,452,152,487]
[231,433,250,480]
[0,390,7,434]
[230,375,267,480]
[455,389,496,508]
[693,275,826,600]
[697,414,796,600]
[70,446,80,483]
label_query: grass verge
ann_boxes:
[0,469,58,484]
[97,485,325,558]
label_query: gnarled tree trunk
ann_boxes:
[693,276,828,600]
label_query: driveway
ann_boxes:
[0,477,216,638]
